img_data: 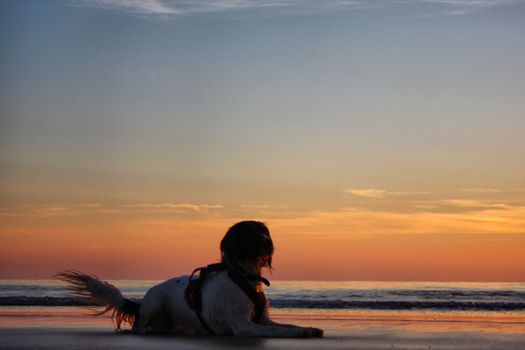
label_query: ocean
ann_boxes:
[1,279,524,311]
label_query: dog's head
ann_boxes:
[220,221,274,272]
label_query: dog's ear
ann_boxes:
[220,221,274,267]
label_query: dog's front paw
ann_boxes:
[297,327,323,338]
[307,327,324,338]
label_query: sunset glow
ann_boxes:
[1,0,524,281]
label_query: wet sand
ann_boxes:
[1,308,524,349]
[2,326,525,350]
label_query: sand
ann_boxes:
[1,308,524,349]
[2,326,525,350]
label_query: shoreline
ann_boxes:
[2,308,525,349]
[2,307,524,332]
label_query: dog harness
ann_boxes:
[184,263,270,335]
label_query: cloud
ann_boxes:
[70,0,180,15]
[344,188,387,199]
[241,204,272,209]
[0,202,225,218]
[412,0,520,18]
[460,188,503,193]
[344,188,431,199]
[269,204,525,237]
[79,203,104,208]
[68,0,518,20]
[387,191,431,196]
[122,202,224,212]
[36,206,79,217]
[240,204,289,210]
[0,212,25,217]
[341,187,525,214]
[343,188,431,199]
[421,0,515,5]
[438,199,512,210]
[69,0,367,18]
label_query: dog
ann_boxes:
[57,221,324,338]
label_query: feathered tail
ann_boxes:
[55,270,140,330]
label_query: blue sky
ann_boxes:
[2,0,524,208]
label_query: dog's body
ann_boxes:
[58,222,323,338]
[139,271,318,337]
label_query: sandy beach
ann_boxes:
[2,308,524,350]
[2,325,525,350]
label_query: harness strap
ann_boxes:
[226,268,266,323]
[195,306,215,335]
[185,264,225,335]
[184,263,268,335]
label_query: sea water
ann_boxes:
[1,280,524,311]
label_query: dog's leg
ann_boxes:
[134,291,165,334]
[249,302,324,336]
[261,317,321,331]
[228,305,322,338]
[216,284,323,338]
[259,310,322,332]
[230,320,322,338]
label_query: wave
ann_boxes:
[270,299,525,311]
[1,296,524,311]
[0,297,102,306]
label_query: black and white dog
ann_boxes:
[57,221,324,338]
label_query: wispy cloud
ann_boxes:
[240,204,272,209]
[421,0,516,6]
[68,0,519,20]
[412,0,521,18]
[70,0,180,15]
[270,204,525,237]
[344,188,387,199]
[79,203,104,208]
[342,187,525,214]
[0,202,224,218]
[240,204,289,210]
[36,206,79,217]
[343,188,430,199]
[69,0,368,18]
[438,199,512,210]
[461,188,503,193]
[2,196,524,243]
[122,202,224,212]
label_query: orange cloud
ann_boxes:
[344,188,387,198]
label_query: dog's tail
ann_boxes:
[55,270,140,330]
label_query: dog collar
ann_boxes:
[225,263,270,287]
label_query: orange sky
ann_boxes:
[2,189,524,281]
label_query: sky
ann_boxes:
[1,0,524,281]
